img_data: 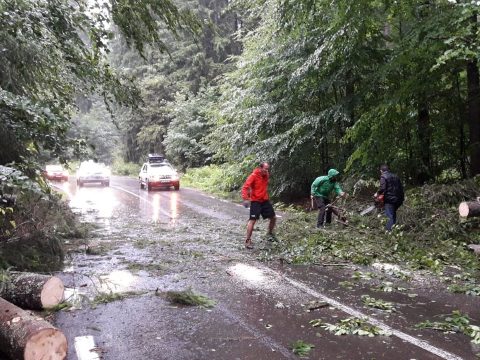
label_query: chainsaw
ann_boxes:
[360,194,384,216]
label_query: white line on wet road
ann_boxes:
[74,335,100,360]
[257,264,464,360]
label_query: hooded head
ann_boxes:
[327,168,340,180]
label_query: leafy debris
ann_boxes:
[371,281,406,293]
[447,283,480,296]
[291,340,315,357]
[321,317,391,337]
[164,288,216,308]
[361,295,396,312]
[416,310,480,344]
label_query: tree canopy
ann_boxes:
[2,0,480,198]
[0,0,197,169]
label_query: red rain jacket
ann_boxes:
[241,168,270,202]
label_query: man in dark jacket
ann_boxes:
[375,164,404,231]
[241,162,276,249]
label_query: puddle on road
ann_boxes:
[69,187,119,234]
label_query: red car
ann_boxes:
[44,165,69,181]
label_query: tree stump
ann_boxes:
[0,272,64,310]
[458,201,480,218]
[0,297,67,360]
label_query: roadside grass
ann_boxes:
[259,179,480,290]
[181,164,245,200]
[111,159,140,177]
[162,288,216,308]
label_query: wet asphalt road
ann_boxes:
[49,176,479,360]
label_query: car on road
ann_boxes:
[139,161,180,191]
[44,164,69,181]
[76,161,110,187]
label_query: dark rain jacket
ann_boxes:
[378,171,404,206]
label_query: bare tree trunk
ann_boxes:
[455,72,468,178]
[416,100,431,183]
[0,297,67,360]
[467,59,480,176]
[467,12,480,176]
[0,272,64,310]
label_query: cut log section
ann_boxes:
[0,297,67,360]
[468,244,480,255]
[458,201,480,218]
[0,272,64,310]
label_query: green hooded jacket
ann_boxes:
[311,169,343,199]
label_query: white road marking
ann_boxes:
[74,335,100,360]
[256,264,464,360]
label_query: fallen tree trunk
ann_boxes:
[458,201,480,218]
[0,272,64,310]
[0,297,67,360]
[468,244,480,255]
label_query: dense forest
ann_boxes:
[2,0,480,197]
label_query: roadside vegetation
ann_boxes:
[0,167,84,272]
[181,164,249,199]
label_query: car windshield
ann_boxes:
[149,164,174,174]
[80,163,107,173]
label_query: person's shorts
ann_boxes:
[249,200,275,220]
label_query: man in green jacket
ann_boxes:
[311,168,346,228]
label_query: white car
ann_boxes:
[76,161,110,187]
[139,162,180,191]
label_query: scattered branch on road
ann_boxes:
[416,310,480,344]
[291,340,315,358]
[162,288,216,308]
[361,295,396,312]
[319,317,392,337]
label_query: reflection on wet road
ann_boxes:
[52,176,478,360]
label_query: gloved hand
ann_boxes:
[242,200,250,208]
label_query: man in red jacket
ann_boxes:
[241,162,276,249]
